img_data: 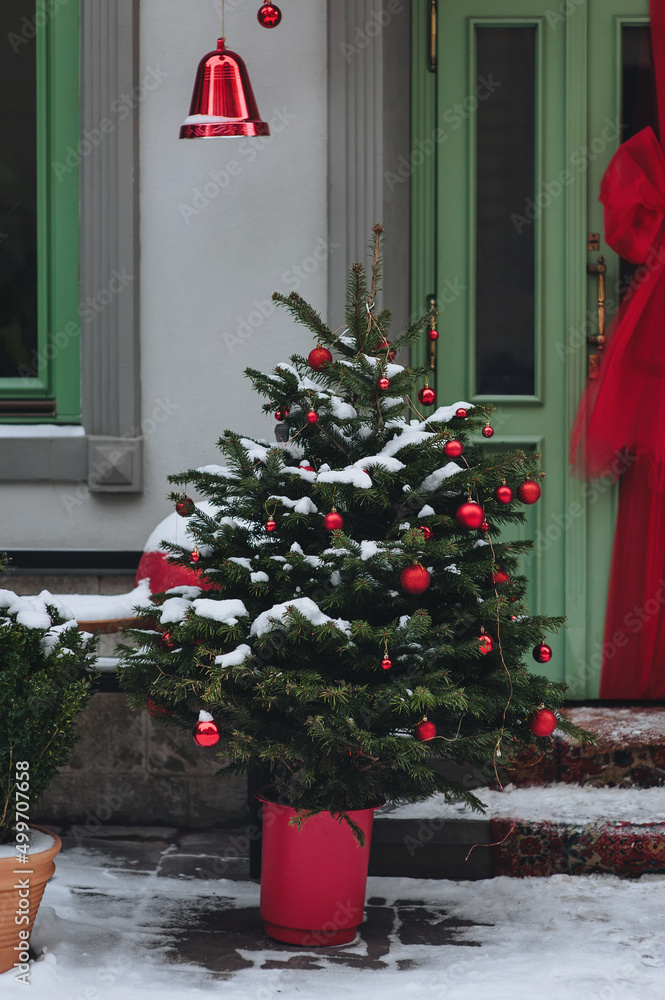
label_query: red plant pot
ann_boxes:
[257,796,377,946]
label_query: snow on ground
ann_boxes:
[1,843,663,999]
[382,784,665,824]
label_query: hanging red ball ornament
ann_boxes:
[381,658,392,672]
[324,511,344,531]
[494,484,513,505]
[400,563,431,595]
[427,329,439,342]
[415,719,437,742]
[456,501,485,530]
[490,569,510,585]
[146,699,173,719]
[420,525,433,540]
[480,521,490,532]
[478,632,494,655]
[528,707,557,737]
[307,346,333,371]
[482,424,495,438]
[275,406,290,421]
[175,496,195,518]
[378,376,391,390]
[257,3,282,27]
[191,547,200,564]
[455,408,468,419]
[533,641,553,664]
[418,386,437,406]
[517,479,542,504]
[265,518,277,533]
[444,439,463,458]
[193,718,221,747]
[306,410,319,424]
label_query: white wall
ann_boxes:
[3,0,328,552]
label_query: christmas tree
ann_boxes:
[118,225,588,832]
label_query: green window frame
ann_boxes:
[0,2,80,423]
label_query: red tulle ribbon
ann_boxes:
[570,0,665,698]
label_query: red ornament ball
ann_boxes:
[478,633,494,655]
[308,346,333,371]
[420,525,433,540]
[494,484,513,505]
[444,439,463,458]
[191,548,200,564]
[400,563,431,595]
[265,518,277,533]
[175,496,195,518]
[482,425,494,438]
[533,642,553,664]
[415,720,437,742]
[306,410,319,424]
[378,377,391,390]
[257,3,282,27]
[146,699,173,719]
[275,406,290,421]
[427,329,439,342]
[161,632,174,650]
[324,511,344,531]
[528,707,557,737]
[193,719,221,748]
[381,658,392,672]
[480,521,490,532]
[517,479,542,504]
[455,408,468,419]
[456,501,485,530]
[490,569,510,585]
[418,386,437,406]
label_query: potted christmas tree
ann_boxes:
[118,226,588,946]
[0,565,98,976]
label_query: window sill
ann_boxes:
[0,434,143,491]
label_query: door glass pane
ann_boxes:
[619,26,657,299]
[0,1,38,379]
[475,27,536,396]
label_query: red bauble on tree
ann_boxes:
[444,439,463,458]
[175,495,195,518]
[415,719,437,742]
[455,408,468,419]
[400,563,431,594]
[265,518,277,533]
[191,547,200,564]
[533,641,553,664]
[418,386,437,406]
[161,632,174,650]
[456,501,485,530]
[324,510,344,531]
[275,406,290,421]
[381,657,392,672]
[427,329,439,342]
[517,479,542,504]
[528,707,557,737]
[478,631,494,655]
[480,521,489,532]
[378,376,391,390]
[490,569,510,585]
[257,3,282,27]
[420,525,433,540]
[306,410,319,424]
[308,346,333,371]
[482,424,494,438]
[193,715,221,748]
[494,484,513,505]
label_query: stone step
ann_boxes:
[500,706,665,788]
[371,783,665,880]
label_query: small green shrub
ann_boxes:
[0,591,98,844]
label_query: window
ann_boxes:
[0,0,80,422]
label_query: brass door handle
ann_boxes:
[586,254,607,379]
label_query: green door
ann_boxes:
[412,0,652,697]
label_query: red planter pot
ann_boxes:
[258,797,377,946]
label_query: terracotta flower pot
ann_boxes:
[258,796,377,946]
[0,825,62,976]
